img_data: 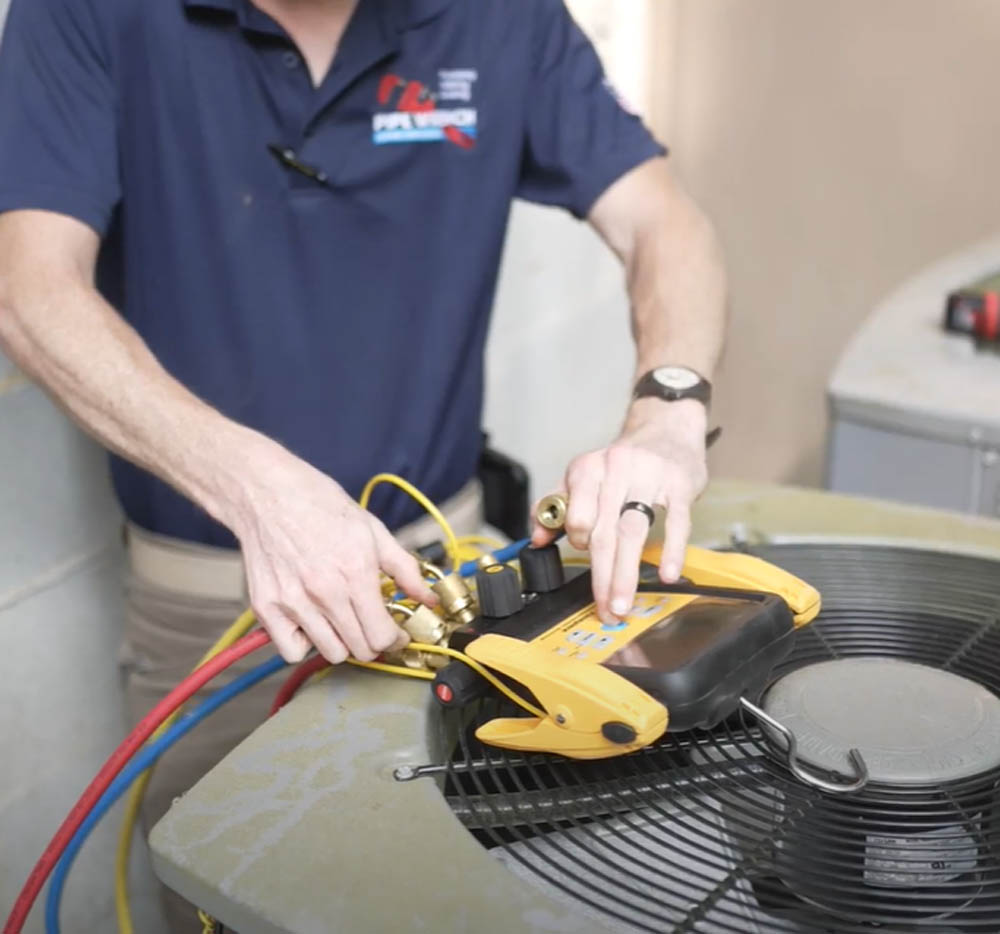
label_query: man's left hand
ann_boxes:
[531,399,708,622]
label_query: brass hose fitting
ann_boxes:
[418,559,447,582]
[386,602,415,620]
[402,605,446,645]
[382,602,415,666]
[432,574,477,627]
[383,603,449,670]
[536,493,568,531]
[386,601,447,644]
[401,648,437,670]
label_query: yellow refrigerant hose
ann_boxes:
[114,609,257,934]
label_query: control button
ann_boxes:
[593,635,614,650]
[554,646,571,656]
[601,621,628,632]
[435,683,453,704]
[576,650,588,660]
[601,721,637,745]
[567,629,593,645]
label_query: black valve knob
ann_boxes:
[475,563,524,618]
[519,544,565,593]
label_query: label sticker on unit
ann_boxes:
[864,822,979,887]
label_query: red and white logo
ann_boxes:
[372,70,478,149]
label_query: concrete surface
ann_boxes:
[688,480,1000,555]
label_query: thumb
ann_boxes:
[531,524,558,548]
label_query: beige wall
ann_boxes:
[484,3,665,499]
[657,0,1000,485]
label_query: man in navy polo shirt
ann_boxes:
[0,0,725,924]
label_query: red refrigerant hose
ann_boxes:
[3,628,272,934]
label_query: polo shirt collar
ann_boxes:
[183,0,236,13]
[181,0,458,31]
[180,0,460,127]
[308,0,400,125]
[182,0,281,36]
[399,0,459,29]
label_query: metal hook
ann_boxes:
[739,697,869,795]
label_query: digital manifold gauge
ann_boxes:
[431,542,821,760]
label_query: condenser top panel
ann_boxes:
[829,235,1000,446]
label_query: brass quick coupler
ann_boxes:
[432,574,477,627]
[536,493,568,531]
[402,605,446,646]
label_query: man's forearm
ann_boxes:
[625,183,726,386]
[621,185,726,439]
[0,209,433,664]
[590,159,727,436]
[0,218,269,530]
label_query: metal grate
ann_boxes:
[432,544,1000,933]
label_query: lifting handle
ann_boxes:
[740,697,869,795]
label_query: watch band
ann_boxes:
[632,367,713,408]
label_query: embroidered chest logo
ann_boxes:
[372,69,478,149]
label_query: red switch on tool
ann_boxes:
[435,683,454,704]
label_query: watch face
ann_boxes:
[652,366,701,391]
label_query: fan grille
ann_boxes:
[433,544,1000,933]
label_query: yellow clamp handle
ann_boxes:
[466,634,668,759]
[642,542,821,627]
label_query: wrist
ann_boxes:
[621,397,708,444]
[195,424,297,535]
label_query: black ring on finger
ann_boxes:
[619,500,655,527]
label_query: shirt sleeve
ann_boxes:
[0,0,120,235]
[516,0,667,219]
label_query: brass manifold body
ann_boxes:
[382,496,567,671]
[382,561,479,670]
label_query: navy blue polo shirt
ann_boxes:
[0,0,664,546]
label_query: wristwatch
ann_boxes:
[633,365,712,408]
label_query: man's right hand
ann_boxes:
[225,440,438,665]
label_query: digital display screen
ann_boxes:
[604,597,762,673]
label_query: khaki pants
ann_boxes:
[120,481,485,932]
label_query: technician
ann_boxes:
[0,0,725,925]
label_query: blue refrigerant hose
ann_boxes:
[45,653,287,934]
